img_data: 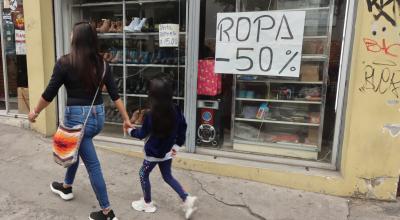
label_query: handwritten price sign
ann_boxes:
[215,11,305,77]
[159,24,179,47]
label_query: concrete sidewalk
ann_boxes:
[0,123,398,220]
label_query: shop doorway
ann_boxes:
[0,0,29,116]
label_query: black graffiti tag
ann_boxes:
[366,0,400,26]
[359,63,400,98]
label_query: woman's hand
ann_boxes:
[28,110,39,123]
[28,98,50,123]
[123,119,133,133]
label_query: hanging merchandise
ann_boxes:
[14,12,24,30]
[8,0,18,11]
[4,17,15,55]
[15,29,25,55]
[197,59,222,96]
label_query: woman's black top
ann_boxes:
[42,59,120,106]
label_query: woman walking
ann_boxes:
[28,21,130,220]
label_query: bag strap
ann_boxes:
[83,61,107,127]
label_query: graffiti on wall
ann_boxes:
[383,123,400,137]
[363,38,400,57]
[366,0,400,26]
[359,61,400,98]
[360,0,400,98]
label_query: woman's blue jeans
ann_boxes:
[63,104,110,209]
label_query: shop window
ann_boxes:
[0,0,29,115]
[69,0,186,138]
[196,0,347,163]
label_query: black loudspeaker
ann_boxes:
[196,99,223,147]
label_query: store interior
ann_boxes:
[196,0,347,162]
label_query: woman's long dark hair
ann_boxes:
[64,21,103,92]
[148,74,176,138]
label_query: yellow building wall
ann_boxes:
[25,0,57,136]
[23,0,400,200]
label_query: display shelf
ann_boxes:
[105,121,123,125]
[106,63,184,67]
[72,1,123,7]
[237,79,323,85]
[109,63,124,67]
[126,0,180,5]
[303,35,328,40]
[234,139,319,151]
[302,54,329,61]
[126,63,183,68]
[235,97,322,105]
[280,6,330,12]
[126,32,186,36]
[97,33,123,39]
[235,118,320,127]
[126,93,184,100]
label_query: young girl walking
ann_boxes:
[127,74,197,219]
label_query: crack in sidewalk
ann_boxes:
[189,172,266,220]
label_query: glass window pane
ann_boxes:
[71,0,187,137]
[2,0,29,114]
[196,0,348,163]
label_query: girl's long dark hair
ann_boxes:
[63,21,103,92]
[148,74,176,138]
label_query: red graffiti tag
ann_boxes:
[363,38,400,57]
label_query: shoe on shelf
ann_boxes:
[96,19,111,33]
[50,181,74,201]
[89,209,118,220]
[182,196,198,219]
[111,50,123,63]
[124,17,140,32]
[109,21,117,32]
[132,50,141,64]
[116,21,123,33]
[133,18,147,32]
[142,17,154,32]
[141,51,151,64]
[131,198,157,213]
[134,81,142,94]
[139,82,148,94]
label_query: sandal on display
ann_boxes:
[96,19,111,33]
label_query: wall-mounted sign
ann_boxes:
[15,30,26,55]
[159,24,179,47]
[215,11,306,77]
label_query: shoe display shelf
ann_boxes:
[71,0,186,130]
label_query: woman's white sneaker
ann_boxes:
[131,198,157,213]
[182,196,197,219]
[50,181,74,201]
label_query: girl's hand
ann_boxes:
[171,149,177,157]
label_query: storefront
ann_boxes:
[22,0,400,200]
[0,0,29,118]
[52,0,351,169]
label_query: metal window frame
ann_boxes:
[0,0,10,114]
[0,0,28,119]
[186,0,357,170]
